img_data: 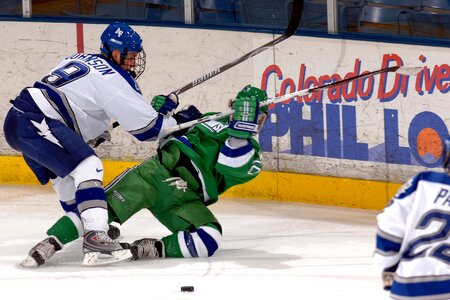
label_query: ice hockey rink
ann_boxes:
[0,184,390,300]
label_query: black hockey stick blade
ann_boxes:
[286,0,304,36]
[174,0,304,95]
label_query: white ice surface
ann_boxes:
[0,185,390,300]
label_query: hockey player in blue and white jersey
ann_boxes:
[3,22,188,266]
[374,137,450,299]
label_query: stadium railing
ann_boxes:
[0,0,449,43]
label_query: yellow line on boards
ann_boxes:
[0,156,399,210]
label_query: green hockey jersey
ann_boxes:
[159,118,263,205]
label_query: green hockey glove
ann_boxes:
[151,92,179,115]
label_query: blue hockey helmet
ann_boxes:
[100,22,146,78]
[442,136,450,174]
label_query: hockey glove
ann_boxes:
[171,105,202,136]
[228,95,260,139]
[173,105,202,124]
[151,92,179,115]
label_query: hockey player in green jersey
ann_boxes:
[21,85,268,266]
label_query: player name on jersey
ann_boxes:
[67,53,116,76]
[434,188,450,206]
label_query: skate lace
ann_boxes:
[31,238,57,259]
[139,239,158,257]
[95,231,115,243]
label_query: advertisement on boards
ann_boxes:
[255,37,449,181]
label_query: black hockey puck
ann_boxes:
[181,286,194,292]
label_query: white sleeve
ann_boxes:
[103,86,176,141]
[103,87,157,131]
[217,137,255,169]
[373,176,417,272]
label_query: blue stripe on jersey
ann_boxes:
[376,234,402,253]
[33,82,76,131]
[133,115,164,141]
[183,231,199,257]
[220,140,253,158]
[395,175,420,199]
[420,171,450,185]
[397,172,450,199]
[196,228,219,257]
[75,187,106,203]
[391,279,450,298]
[90,54,142,95]
[176,136,193,148]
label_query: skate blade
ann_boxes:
[20,256,39,268]
[83,249,133,266]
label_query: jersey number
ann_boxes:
[403,210,450,264]
[42,62,90,87]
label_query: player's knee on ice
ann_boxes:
[179,225,222,258]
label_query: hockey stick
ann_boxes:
[173,0,304,95]
[160,66,421,137]
[106,0,304,134]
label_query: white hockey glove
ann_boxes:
[151,92,179,115]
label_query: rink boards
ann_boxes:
[0,22,448,210]
[0,155,400,210]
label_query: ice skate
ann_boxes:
[129,238,165,260]
[82,230,132,266]
[21,236,63,267]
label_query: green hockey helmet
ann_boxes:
[236,85,268,102]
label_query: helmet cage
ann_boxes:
[130,48,146,79]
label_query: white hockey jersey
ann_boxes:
[374,171,450,299]
[29,53,176,142]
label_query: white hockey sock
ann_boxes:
[80,207,109,232]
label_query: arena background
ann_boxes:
[1,21,448,210]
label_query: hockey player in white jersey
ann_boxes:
[374,137,450,299]
[3,22,185,266]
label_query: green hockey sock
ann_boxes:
[162,233,184,257]
[46,215,80,245]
